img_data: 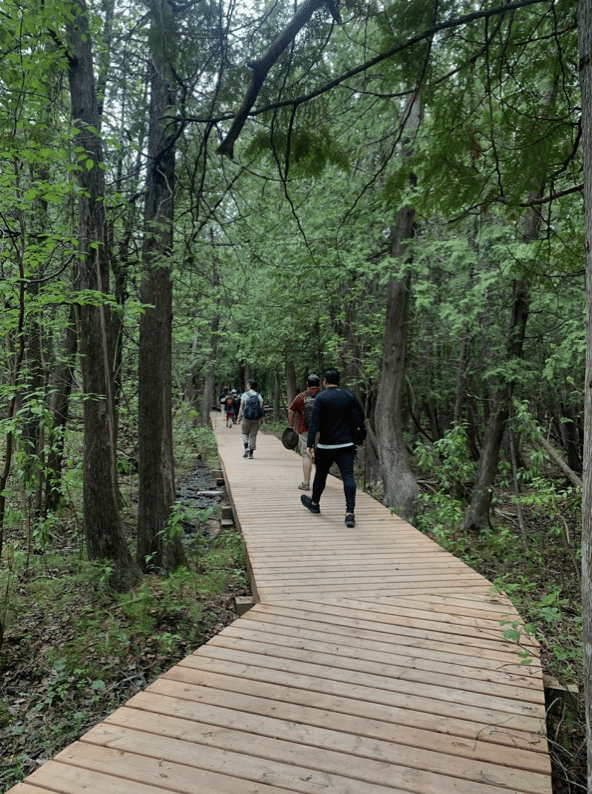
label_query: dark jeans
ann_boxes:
[312,446,356,514]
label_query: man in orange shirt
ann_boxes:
[288,374,321,490]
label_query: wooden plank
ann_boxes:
[159,664,549,753]
[220,618,542,688]
[126,686,550,772]
[80,722,550,794]
[205,632,543,704]
[240,605,542,671]
[272,600,539,651]
[98,705,551,793]
[178,651,546,731]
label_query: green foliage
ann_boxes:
[245,126,350,177]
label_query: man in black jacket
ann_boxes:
[300,368,365,528]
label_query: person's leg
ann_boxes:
[241,419,250,455]
[298,433,312,488]
[311,448,334,506]
[249,422,259,453]
[335,447,357,514]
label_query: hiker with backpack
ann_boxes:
[237,380,264,458]
[288,374,321,491]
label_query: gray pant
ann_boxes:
[241,419,260,450]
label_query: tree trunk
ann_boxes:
[67,0,140,591]
[462,276,531,532]
[577,6,592,787]
[273,369,281,421]
[45,307,78,512]
[375,271,419,520]
[453,334,471,425]
[343,300,361,399]
[285,352,297,406]
[137,42,184,574]
[199,271,220,427]
[374,91,422,522]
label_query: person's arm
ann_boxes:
[306,396,322,458]
[237,396,244,422]
[288,394,303,431]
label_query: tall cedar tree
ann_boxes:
[137,9,185,573]
[66,0,140,590]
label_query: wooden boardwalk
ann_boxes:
[7,415,553,794]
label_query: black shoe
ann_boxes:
[345,514,355,528]
[243,449,249,458]
[301,495,320,514]
[248,450,254,459]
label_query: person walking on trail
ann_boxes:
[237,380,264,459]
[300,368,365,528]
[223,391,235,427]
[232,389,241,424]
[288,374,321,491]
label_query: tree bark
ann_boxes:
[285,352,297,407]
[462,277,530,532]
[137,43,184,573]
[577,6,592,787]
[374,91,421,522]
[199,270,220,427]
[67,0,140,590]
[45,307,78,512]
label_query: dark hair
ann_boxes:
[247,380,258,392]
[307,373,320,387]
[322,368,340,385]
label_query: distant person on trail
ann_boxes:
[300,368,365,528]
[232,389,241,424]
[237,380,264,459]
[288,373,321,491]
[223,391,235,427]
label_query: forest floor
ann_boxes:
[1,427,585,794]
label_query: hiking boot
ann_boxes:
[243,449,249,458]
[248,450,254,459]
[345,514,356,528]
[301,495,320,514]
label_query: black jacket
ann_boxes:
[306,387,365,448]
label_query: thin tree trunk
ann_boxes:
[454,334,471,425]
[273,369,281,421]
[199,270,220,427]
[285,352,297,406]
[45,307,78,512]
[67,0,140,590]
[462,278,530,532]
[578,2,592,787]
[137,40,184,573]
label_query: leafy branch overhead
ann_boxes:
[216,0,342,159]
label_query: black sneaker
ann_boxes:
[243,449,249,458]
[248,450,254,459]
[301,495,320,514]
[345,514,355,528]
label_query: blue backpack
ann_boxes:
[243,392,264,420]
